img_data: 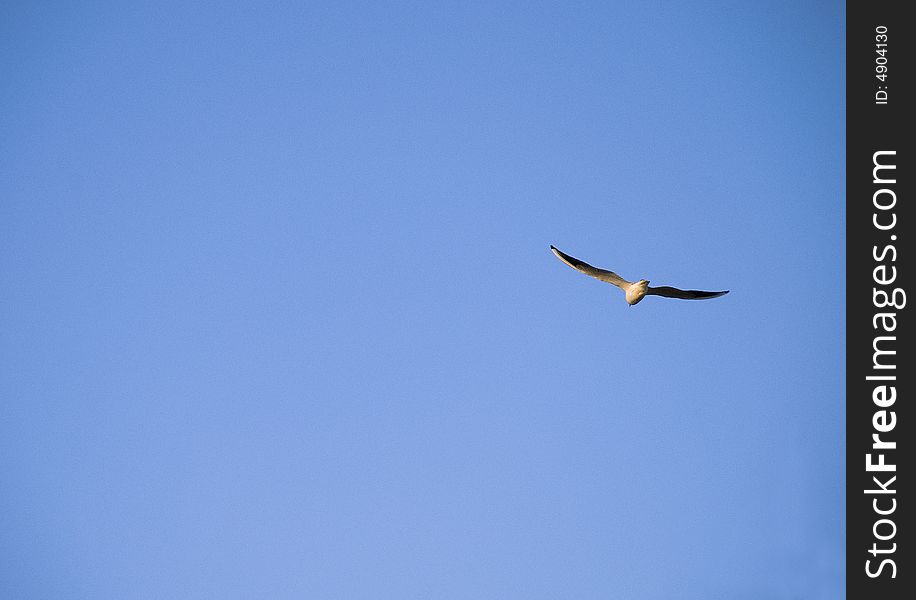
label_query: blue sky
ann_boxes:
[2,2,845,598]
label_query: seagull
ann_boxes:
[550,245,728,306]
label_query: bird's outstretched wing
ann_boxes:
[646,286,729,300]
[550,246,631,290]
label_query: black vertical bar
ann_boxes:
[847,0,911,597]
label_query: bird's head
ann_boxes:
[638,279,650,286]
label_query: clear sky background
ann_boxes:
[2,2,845,598]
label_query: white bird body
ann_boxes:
[624,280,650,306]
[550,246,728,306]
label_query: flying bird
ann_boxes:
[550,245,728,306]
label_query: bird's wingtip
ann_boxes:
[549,244,557,250]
